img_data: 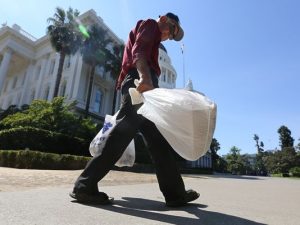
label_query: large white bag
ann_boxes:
[129,87,217,161]
[89,113,135,167]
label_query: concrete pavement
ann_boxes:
[1,174,300,225]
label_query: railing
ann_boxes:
[11,24,37,41]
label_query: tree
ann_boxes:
[0,105,20,121]
[278,125,294,149]
[253,134,267,175]
[296,138,300,152]
[264,148,297,174]
[210,138,220,171]
[226,146,243,174]
[80,24,124,117]
[107,44,124,114]
[47,7,82,98]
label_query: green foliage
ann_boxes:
[225,146,254,175]
[47,7,83,97]
[0,105,20,121]
[80,24,124,116]
[264,147,297,174]
[0,97,97,140]
[253,134,267,175]
[296,139,300,151]
[47,7,82,55]
[289,167,300,177]
[278,125,294,149]
[0,127,89,156]
[0,150,90,169]
[210,138,221,171]
[215,157,228,173]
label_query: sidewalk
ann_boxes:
[1,168,300,225]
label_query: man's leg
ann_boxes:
[140,120,200,206]
[139,120,185,200]
[72,71,143,198]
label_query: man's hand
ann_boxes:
[135,58,154,93]
[136,77,154,93]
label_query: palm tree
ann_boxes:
[80,24,123,117]
[47,7,82,98]
[106,44,124,114]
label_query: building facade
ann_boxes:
[0,10,124,119]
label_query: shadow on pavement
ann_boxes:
[78,197,266,225]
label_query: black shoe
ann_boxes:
[69,191,114,205]
[166,189,200,207]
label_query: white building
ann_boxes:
[0,10,177,119]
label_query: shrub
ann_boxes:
[0,127,89,156]
[0,150,90,170]
[0,97,97,140]
[289,167,300,177]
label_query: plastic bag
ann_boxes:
[129,86,217,160]
[89,112,135,167]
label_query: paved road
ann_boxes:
[1,172,300,225]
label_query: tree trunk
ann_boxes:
[85,66,95,118]
[53,51,66,98]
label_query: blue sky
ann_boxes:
[1,0,299,155]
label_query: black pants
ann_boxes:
[74,69,186,202]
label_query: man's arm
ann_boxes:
[135,58,154,93]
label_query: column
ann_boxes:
[20,62,35,105]
[65,53,79,100]
[0,48,13,92]
[35,56,48,99]
[71,55,83,99]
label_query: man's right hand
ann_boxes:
[135,58,154,93]
[136,77,154,93]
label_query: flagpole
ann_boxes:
[181,43,185,88]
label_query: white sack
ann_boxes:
[89,112,135,167]
[129,87,217,160]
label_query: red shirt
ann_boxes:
[117,19,162,89]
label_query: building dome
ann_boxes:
[158,45,176,89]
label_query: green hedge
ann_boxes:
[0,150,90,169]
[0,127,90,156]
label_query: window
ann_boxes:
[60,81,67,97]
[161,68,166,82]
[95,65,105,78]
[172,74,176,84]
[167,70,172,83]
[44,86,50,100]
[30,89,35,102]
[94,89,103,113]
[64,56,71,69]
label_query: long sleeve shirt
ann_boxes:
[117,19,162,89]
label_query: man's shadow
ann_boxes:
[73,197,266,225]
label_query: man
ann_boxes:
[70,12,200,207]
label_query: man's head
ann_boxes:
[158,12,184,42]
